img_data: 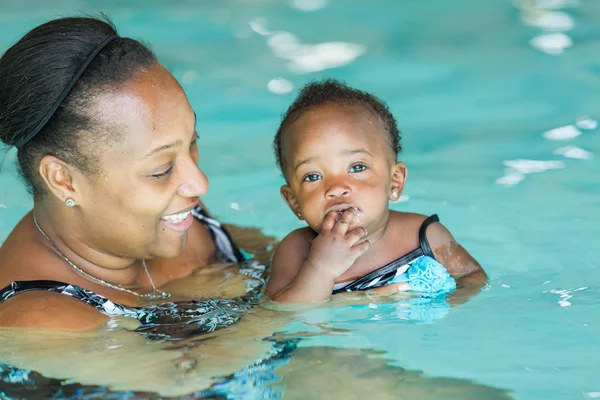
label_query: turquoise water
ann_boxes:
[1,0,599,399]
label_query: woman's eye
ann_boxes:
[190,140,198,154]
[150,166,173,179]
[303,173,321,182]
[350,164,368,173]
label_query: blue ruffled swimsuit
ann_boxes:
[332,214,456,296]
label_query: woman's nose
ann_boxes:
[177,159,209,198]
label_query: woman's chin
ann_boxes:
[155,234,189,259]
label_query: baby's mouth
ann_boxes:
[332,207,363,224]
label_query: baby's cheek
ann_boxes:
[307,215,325,233]
[360,201,387,225]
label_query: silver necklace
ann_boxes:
[33,214,171,300]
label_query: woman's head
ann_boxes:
[274,80,407,235]
[0,16,156,197]
[0,16,209,259]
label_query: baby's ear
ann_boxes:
[280,185,303,220]
[389,161,408,202]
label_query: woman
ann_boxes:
[0,16,271,330]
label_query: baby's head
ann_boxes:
[274,79,408,234]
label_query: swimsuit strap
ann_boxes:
[192,205,245,263]
[0,280,143,319]
[0,280,69,301]
[418,214,439,258]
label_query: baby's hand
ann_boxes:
[305,207,370,280]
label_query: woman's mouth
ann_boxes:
[160,210,194,232]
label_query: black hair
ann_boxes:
[0,16,157,199]
[273,79,401,174]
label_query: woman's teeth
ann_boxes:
[161,210,192,224]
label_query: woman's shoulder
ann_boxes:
[0,289,108,329]
[0,215,117,330]
[0,212,48,280]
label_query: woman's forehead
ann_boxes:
[121,64,191,129]
[91,65,194,160]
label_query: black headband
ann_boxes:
[16,35,118,149]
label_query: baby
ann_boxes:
[267,79,486,303]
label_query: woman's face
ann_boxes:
[75,63,208,260]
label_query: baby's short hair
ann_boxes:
[273,79,401,173]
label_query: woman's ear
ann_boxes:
[280,185,303,220]
[39,155,79,204]
[389,161,408,202]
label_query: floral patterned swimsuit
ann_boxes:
[0,205,250,337]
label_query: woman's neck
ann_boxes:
[32,202,145,288]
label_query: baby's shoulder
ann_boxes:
[388,211,454,245]
[270,228,315,281]
[388,211,433,230]
[274,227,315,256]
[282,226,317,242]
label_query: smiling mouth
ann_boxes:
[161,210,193,223]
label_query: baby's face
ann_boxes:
[280,103,402,235]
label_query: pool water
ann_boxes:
[1,0,599,399]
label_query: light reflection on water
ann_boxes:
[251,17,366,74]
[494,0,597,190]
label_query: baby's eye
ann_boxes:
[350,164,368,173]
[303,173,321,182]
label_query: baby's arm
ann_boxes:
[266,229,331,302]
[425,222,488,287]
[266,208,369,303]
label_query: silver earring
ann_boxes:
[65,198,76,207]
